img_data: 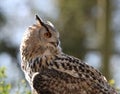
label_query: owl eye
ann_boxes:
[44,32,51,38]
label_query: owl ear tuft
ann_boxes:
[35,15,44,26]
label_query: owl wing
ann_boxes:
[33,68,116,94]
[33,54,117,94]
[33,68,90,94]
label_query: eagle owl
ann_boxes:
[20,15,117,94]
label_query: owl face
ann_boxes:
[37,21,60,48]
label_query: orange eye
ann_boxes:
[44,32,51,38]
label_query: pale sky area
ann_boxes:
[0,0,120,93]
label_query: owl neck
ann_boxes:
[20,43,62,64]
[20,44,62,75]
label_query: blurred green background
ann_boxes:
[0,0,120,93]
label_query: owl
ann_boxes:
[20,15,117,94]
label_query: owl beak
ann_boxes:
[35,15,44,27]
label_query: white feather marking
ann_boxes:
[47,21,54,28]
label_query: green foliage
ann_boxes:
[109,79,120,93]
[0,67,31,94]
[0,67,11,94]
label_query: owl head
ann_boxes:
[21,15,61,59]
